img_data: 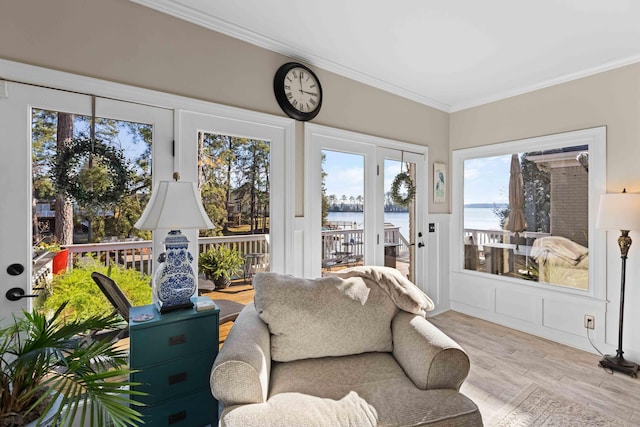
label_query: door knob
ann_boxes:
[5,287,38,301]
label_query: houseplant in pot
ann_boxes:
[198,246,244,289]
[0,302,144,427]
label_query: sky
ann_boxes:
[322,149,512,205]
[322,150,404,200]
[463,154,511,205]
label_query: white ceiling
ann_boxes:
[132,0,640,112]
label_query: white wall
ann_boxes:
[450,63,640,359]
[0,0,450,217]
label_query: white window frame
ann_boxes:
[0,59,296,276]
[304,123,429,288]
[451,126,607,300]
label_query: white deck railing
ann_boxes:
[320,225,409,261]
[59,226,408,275]
[62,234,270,275]
[463,228,551,248]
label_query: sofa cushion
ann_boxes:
[269,353,482,426]
[221,391,378,427]
[253,272,398,362]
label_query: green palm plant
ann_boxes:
[0,302,144,427]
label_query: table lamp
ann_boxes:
[596,188,640,376]
[135,172,214,313]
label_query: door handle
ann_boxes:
[6,287,38,301]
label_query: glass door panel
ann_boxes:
[0,81,171,321]
[321,150,365,273]
[197,131,271,284]
[32,109,155,247]
[383,158,416,281]
[305,125,427,286]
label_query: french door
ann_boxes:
[304,124,428,290]
[0,82,172,322]
[178,110,294,275]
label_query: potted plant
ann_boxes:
[198,246,244,289]
[0,302,144,427]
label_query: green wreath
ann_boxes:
[52,136,130,206]
[390,172,416,207]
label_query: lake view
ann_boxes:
[327,207,501,238]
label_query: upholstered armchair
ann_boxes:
[211,267,482,426]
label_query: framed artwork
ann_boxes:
[434,162,446,203]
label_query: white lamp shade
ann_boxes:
[596,193,640,231]
[134,180,214,230]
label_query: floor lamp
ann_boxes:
[596,189,640,376]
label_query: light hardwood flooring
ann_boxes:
[429,311,640,425]
[204,285,640,425]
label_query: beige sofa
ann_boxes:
[210,267,482,426]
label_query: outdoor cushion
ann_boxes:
[253,272,398,362]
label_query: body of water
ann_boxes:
[327,211,409,238]
[464,207,501,230]
[328,207,501,236]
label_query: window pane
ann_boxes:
[198,132,271,282]
[32,109,152,247]
[384,159,413,280]
[463,146,589,290]
[321,150,365,274]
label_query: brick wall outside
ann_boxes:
[549,165,588,247]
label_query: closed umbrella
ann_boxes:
[505,154,527,249]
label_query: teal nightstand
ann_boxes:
[129,297,219,426]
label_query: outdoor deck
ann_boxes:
[201,281,255,346]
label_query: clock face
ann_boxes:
[284,67,320,114]
[274,62,323,121]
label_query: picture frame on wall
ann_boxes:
[434,162,446,203]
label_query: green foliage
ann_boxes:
[0,303,145,427]
[199,134,270,235]
[199,246,244,281]
[521,154,550,233]
[40,258,151,323]
[32,110,153,244]
[492,153,551,233]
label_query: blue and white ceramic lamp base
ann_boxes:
[153,230,197,314]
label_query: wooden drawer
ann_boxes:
[130,315,218,367]
[132,352,215,405]
[138,389,217,427]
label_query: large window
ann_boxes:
[453,127,606,295]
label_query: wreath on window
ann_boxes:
[52,136,130,206]
[390,171,416,207]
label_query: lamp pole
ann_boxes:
[599,229,639,376]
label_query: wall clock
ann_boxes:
[273,62,323,121]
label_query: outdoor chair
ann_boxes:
[91,271,133,340]
[91,272,245,341]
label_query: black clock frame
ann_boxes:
[273,62,323,121]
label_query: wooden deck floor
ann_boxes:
[201,281,255,345]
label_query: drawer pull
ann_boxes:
[168,410,187,424]
[168,371,187,385]
[168,334,186,346]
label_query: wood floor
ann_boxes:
[429,311,640,425]
[204,285,640,425]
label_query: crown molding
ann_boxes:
[450,54,640,112]
[131,0,640,114]
[129,0,452,112]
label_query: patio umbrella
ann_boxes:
[505,153,527,249]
